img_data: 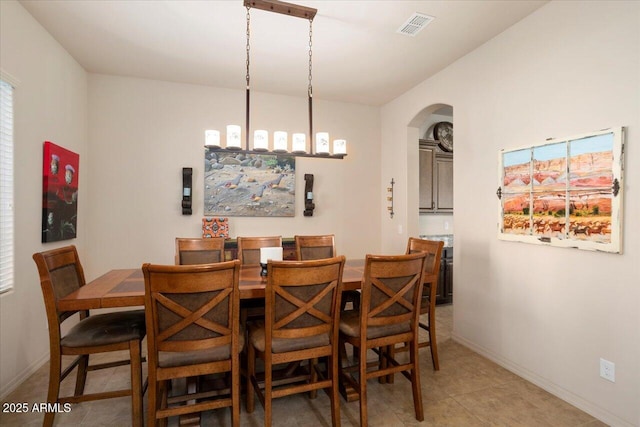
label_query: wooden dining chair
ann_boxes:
[246,256,345,427]
[339,252,427,427]
[143,260,242,427]
[294,234,335,260]
[175,236,226,265]
[237,235,283,326]
[403,237,445,370]
[236,235,282,265]
[295,234,360,311]
[32,245,145,427]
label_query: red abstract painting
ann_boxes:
[42,141,79,242]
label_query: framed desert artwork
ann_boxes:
[498,127,625,253]
[42,141,79,243]
[204,149,295,217]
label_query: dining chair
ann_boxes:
[237,235,283,325]
[294,234,335,260]
[143,260,242,427]
[175,236,226,265]
[295,234,360,311]
[402,237,445,370]
[339,252,427,427]
[32,245,145,427]
[246,256,345,427]
[236,235,283,265]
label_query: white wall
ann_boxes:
[382,1,639,426]
[0,0,88,398]
[84,75,381,278]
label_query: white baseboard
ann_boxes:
[452,332,634,427]
[0,351,49,401]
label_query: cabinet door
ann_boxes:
[435,156,453,211]
[419,146,435,211]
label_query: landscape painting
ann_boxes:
[498,127,624,253]
[204,149,295,217]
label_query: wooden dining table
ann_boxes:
[58,259,365,312]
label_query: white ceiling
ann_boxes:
[19,0,547,106]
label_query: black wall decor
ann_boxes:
[182,167,192,215]
[304,174,315,216]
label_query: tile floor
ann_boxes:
[0,305,607,426]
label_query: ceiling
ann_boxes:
[19,0,547,106]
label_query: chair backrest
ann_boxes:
[236,236,282,265]
[294,234,335,260]
[405,238,444,300]
[407,237,444,283]
[175,237,225,265]
[142,260,241,366]
[360,252,427,336]
[32,245,88,342]
[266,256,345,353]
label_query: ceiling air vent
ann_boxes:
[397,12,434,37]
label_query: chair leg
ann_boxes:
[429,311,439,370]
[264,355,272,427]
[246,344,255,413]
[358,343,368,427]
[129,340,143,427]
[44,351,62,427]
[329,353,341,427]
[147,373,158,427]
[410,341,424,422]
[159,380,168,427]
[386,345,395,384]
[309,357,318,399]
[377,346,387,384]
[232,355,240,427]
[74,354,89,396]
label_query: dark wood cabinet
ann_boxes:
[419,139,453,213]
[436,247,453,305]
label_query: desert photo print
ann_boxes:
[204,149,296,217]
[499,129,621,250]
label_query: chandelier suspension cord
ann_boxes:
[245,5,251,150]
[308,17,314,154]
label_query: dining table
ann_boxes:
[57,258,365,311]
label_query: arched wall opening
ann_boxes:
[406,103,453,240]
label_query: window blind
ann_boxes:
[0,79,14,294]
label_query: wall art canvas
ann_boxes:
[42,141,79,242]
[204,149,295,217]
[498,127,624,253]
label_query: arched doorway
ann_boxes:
[407,103,453,238]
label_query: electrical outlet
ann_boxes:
[600,358,615,382]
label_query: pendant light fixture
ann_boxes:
[205,0,347,159]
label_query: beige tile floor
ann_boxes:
[0,305,607,426]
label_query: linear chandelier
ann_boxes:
[204,0,347,159]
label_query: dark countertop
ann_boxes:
[419,234,453,248]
